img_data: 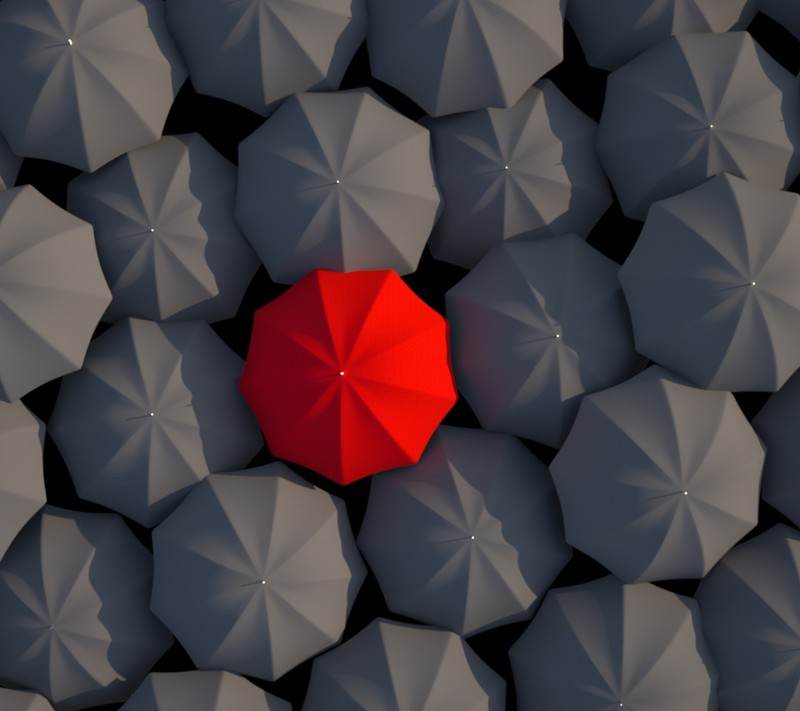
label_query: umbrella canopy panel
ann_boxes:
[0,185,111,403]
[0,131,21,190]
[597,32,800,220]
[423,80,612,269]
[0,689,55,711]
[235,89,441,284]
[0,0,187,172]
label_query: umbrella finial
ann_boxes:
[683,490,688,495]
[335,179,341,184]
[149,412,155,417]
[150,227,155,233]
[339,371,345,376]
[751,281,756,286]
[470,535,475,540]
[708,123,714,129]
[67,38,73,46]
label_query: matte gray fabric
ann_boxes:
[358,425,571,636]
[422,80,611,269]
[121,671,290,711]
[597,32,800,220]
[151,463,366,682]
[760,0,800,40]
[365,0,565,117]
[0,185,111,403]
[165,0,367,116]
[0,131,21,190]
[68,133,258,322]
[567,0,757,70]
[550,366,764,583]
[0,689,55,711]
[619,173,800,392]
[0,506,173,711]
[696,525,800,711]
[303,618,505,710]
[445,235,642,448]
[48,318,263,528]
[235,89,441,284]
[0,0,187,172]
[510,576,718,710]
[0,399,46,560]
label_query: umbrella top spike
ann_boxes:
[67,38,73,46]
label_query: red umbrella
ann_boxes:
[240,269,457,485]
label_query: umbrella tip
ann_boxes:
[339,371,345,376]
[149,412,155,417]
[504,165,509,170]
[67,37,73,45]
[470,535,475,540]
[683,490,688,495]
[751,281,756,286]
[335,179,341,184]
[708,123,714,129]
[150,227,155,232]
[261,580,266,585]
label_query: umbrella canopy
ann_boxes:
[48,317,263,528]
[549,366,764,583]
[619,173,800,392]
[240,269,457,485]
[0,185,111,403]
[760,0,800,40]
[121,671,290,711]
[0,689,54,711]
[596,31,800,220]
[151,463,366,682]
[0,399,46,560]
[67,133,258,323]
[357,425,571,636]
[510,575,718,710]
[0,131,21,190]
[0,0,187,172]
[0,506,173,711]
[364,0,565,117]
[422,80,612,269]
[445,234,641,448]
[695,524,800,711]
[566,0,757,70]
[303,618,505,710]
[165,0,367,116]
[235,89,441,284]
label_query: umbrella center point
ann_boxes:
[683,490,688,495]
[504,165,509,170]
[339,371,345,376]
[751,281,756,286]
[150,227,155,233]
[149,412,155,417]
[708,123,714,129]
[67,38,73,46]
[470,535,475,540]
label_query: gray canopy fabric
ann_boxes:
[121,671,290,711]
[68,133,259,323]
[566,0,757,70]
[235,89,441,284]
[596,31,800,221]
[0,0,187,172]
[364,0,565,117]
[619,173,800,392]
[0,399,46,560]
[0,506,173,711]
[48,318,263,528]
[302,618,505,711]
[549,365,764,583]
[696,524,800,711]
[0,689,55,711]
[445,234,641,448]
[759,0,800,40]
[357,425,571,636]
[0,131,21,190]
[422,80,612,269]
[0,185,111,403]
[510,575,718,710]
[165,0,367,117]
[151,463,366,682]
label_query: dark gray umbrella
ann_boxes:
[48,318,263,528]
[0,131,21,190]
[303,618,505,710]
[0,689,54,711]
[151,463,366,682]
[597,32,800,220]
[0,506,173,711]
[68,133,258,323]
[510,575,718,710]
[695,524,800,711]
[357,425,571,636]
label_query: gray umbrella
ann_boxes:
[365,0,565,117]
[235,89,441,284]
[357,425,571,636]
[0,399,46,560]
[550,366,764,583]
[121,671,290,711]
[151,463,366,682]
[68,133,258,323]
[0,689,54,711]
[0,0,186,172]
[0,185,111,403]
[0,131,21,190]
[422,79,612,269]
[165,0,367,116]
[0,506,173,711]
[597,31,800,220]
[619,173,800,392]
[48,317,263,528]
[445,234,642,448]
[510,575,718,710]
[303,617,505,710]
[695,524,800,711]
[566,0,757,70]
